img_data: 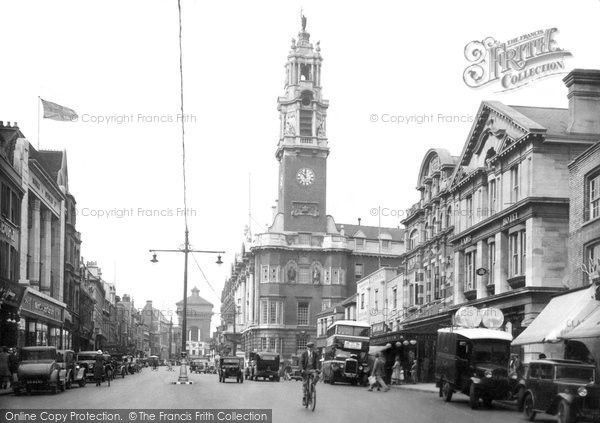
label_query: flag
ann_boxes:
[40,98,78,121]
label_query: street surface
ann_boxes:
[1,367,555,423]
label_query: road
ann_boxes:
[1,366,555,423]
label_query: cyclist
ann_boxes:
[300,341,319,406]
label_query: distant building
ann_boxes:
[176,286,213,357]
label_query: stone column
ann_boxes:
[40,209,52,295]
[28,198,42,289]
[51,217,62,300]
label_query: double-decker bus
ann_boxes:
[321,320,370,386]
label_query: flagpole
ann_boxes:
[37,96,41,149]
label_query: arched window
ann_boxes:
[432,218,437,236]
[409,229,419,250]
[424,223,429,242]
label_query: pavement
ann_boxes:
[390,382,439,394]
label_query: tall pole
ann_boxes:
[178,228,190,383]
[232,302,236,356]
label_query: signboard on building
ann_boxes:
[21,291,64,324]
[0,279,26,308]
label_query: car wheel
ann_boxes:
[516,387,525,412]
[66,377,72,390]
[469,384,479,410]
[79,378,86,388]
[557,399,573,423]
[442,381,453,402]
[51,383,58,395]
[60,380,66,392]
[482,396,493,408]
[523,394,536,421]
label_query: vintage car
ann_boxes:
[249,352,280,381]
[207,364,217,374]
[57,349,86,389]
[111,355,127,378]
[218,357,243,383]
[435,327,513,409]
[288,355,303,381]
[521,359,599,423]
[190,360,204,373]
[77,351,112,381]
[13,346,67,395]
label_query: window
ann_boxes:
[269,338,276,351]
[299,109,312,136]
[432,218,438,236]
[297,302,309,326]
[489,179,497,215]
[355,263,363,279]
[261,265,269,283]
[587,171,600,221]
[296,338,307,351]
[381,240,390,250]
[270,267,278,282]
[374,289,379,311]
[510,164,520,203]
[509,230,526,277]
[465,251,476,291]
[446,206,452,228]
[392,288,397,309]
[424,223,429,241]
[409,230,419,250]
[488,242,496,285]
[298,233,311,245]
[260,299,283,324]
[261,337,268,351]
[466,195,473,227]
[355,238,365,250]
[434,267,440,299]
[360,293,365,310]
[321,299,331,311]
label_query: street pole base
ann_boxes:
[172,381,193,385]
[175,356,190,384]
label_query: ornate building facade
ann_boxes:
[220,18,404,360]
[176,286,213,357]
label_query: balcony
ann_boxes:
[276,136,328,152]
[254,233,287,247]
[464,288,477,301]
[507,276,525,290]
[322,235,348,249]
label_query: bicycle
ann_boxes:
[302,370,319,411]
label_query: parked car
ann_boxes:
[521,359,599,423]
[218,357,243,383]
[57,349,86,389]
[288,355,302,381]
[76,351,101,381]
[435,327,513,409]
[190,360,203,373]
[13,346,66,395]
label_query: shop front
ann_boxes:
[0,279,27,347]
[19,289,66,348]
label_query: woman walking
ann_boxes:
[391,357,402,385]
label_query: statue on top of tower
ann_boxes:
[301,13,307,31]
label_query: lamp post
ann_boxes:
[150,229,224,384]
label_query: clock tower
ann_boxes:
[276,17,329,233]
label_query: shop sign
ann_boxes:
[459,235,472,245]
[343,341,362,350]
[30,174,60,214]
[0,279,26,308]
[21,292,63,323]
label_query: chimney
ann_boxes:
[564,69,600,134]
[357,217,361,226]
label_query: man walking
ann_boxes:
[300,342,319,405]
[368,353,389,392]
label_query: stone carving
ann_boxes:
[312,267,321,284]
[287,263,297,283]
[284,112,296,136]
[316,112,326,137]
[291,202,319,217]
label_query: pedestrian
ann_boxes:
[391,356,402,385]
[368,353,389,392]
[93,352,104,387]
[8,348,19,387]
[410,359,418,384]
[0,347,10,389]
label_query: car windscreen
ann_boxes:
[21,350,56,361]
[471,341,509,365]
[77,354,97,361]
[336,325,370,337]
[556,366,595,382]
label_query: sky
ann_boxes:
[2,0,600,334]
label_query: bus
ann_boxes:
[321,320,371,386]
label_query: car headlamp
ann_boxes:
[577,387,588,397]
[359,366,363,371]
[484,370,493,378]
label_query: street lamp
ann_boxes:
[149,229,224,384]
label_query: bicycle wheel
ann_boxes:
[311,385,316,411]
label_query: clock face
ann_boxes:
[296,168,315,186]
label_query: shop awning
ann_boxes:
[369,345,390,354]
[513,286,596,346]
[562,305,600,340]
